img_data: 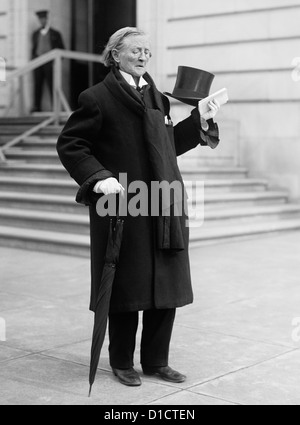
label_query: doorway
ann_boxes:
[70,0,136,108]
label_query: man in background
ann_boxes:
[31,10,65,112]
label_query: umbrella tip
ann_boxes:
[88,385,92,398]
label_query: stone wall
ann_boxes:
[138,0,300,199]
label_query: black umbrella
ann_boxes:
[88,206,124,397]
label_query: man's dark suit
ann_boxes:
[32,28,65,111]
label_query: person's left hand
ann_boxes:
[201,99,221,121]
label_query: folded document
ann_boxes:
[198,88,229,116]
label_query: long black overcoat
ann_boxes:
[57,69,219,314]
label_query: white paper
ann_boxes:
[198,88,229,115]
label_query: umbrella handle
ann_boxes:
[117,192,125,220]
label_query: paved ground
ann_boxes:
[0,231,300,405]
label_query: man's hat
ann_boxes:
[36,10,49,18]
[164,66,215,107]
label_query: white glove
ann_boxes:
[93,178,125,195]
[201,99,221,122]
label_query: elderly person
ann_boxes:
[57,27,220,388]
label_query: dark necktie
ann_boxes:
[136,86,144,94]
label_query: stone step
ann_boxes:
[5,149,61,164]
[0,208,89,235]
[35,127,63,136]
[0,127,62,145]
[0,116,49,126]
[0,204,299,236]
[180,156,235,167]
[30,113,69,125]
[0,192,84,214]
[0,125,63,136]
[0,116,67,125]
[186,179,269,193]
[197,204,300,226]
[0,163,68,179]
[0,190,289,214]
[1,218,300,258]
[0,176,76,196]
[21,138,58,150]
[2,148,249,180]
[189,191,289,209]
[190,219,300,246]
[0,176,268,197]
[0,225,90,258]
[180,166,248,180]
[3,149,249,171]
[0,162,250,181]
[24,137,57,143]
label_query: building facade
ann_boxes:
[1,0,300,199]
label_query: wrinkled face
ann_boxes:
[113,35,152,78]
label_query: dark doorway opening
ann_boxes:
[70,0,136,109]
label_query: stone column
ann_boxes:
[9,0,30,67]
[6,0,31,114]
[137,0,170,90]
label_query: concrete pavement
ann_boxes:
[0,231,300,405]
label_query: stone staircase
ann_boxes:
[0,117,300,257]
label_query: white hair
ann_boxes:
[102,27,148,68]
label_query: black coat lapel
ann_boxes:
[103,68,166,117]
[103,68,145,116]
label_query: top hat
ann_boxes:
[36,10,49,18]
[164,66,215,107]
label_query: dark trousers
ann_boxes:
[33,63,53,110]
[109,309,176,370]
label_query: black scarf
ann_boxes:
[104,68,186,251]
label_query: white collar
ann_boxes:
[40,25,50,36]
[119,70,148,89]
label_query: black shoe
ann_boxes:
[143,366,186,383]
[112,368,142,387]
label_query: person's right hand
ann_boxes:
[93,178,125,195]
[201,99,221,121]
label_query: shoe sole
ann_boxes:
[143,371,186,383]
